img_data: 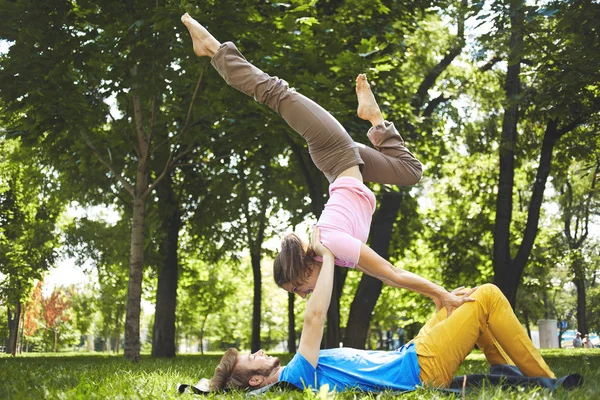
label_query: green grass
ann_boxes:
[0,349,599,399]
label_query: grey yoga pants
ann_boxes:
[211,42,423,185]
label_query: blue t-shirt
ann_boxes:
[278,344,421,393]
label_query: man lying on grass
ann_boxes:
[208,228,556,392]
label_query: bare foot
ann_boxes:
[356,74,384,126]
[181,13,221,57]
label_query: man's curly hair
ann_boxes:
[210,348,254,391]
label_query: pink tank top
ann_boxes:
[314,177,376,267]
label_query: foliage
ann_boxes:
[19,282,79,352]
[176,257,239,352]
[63,217,130,351]
[41,286,74,351]
[0,139,63,306]
[71,284,97,336]
[23,281,43,337]
[176,253,290,353]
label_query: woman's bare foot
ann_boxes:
[356,74,384,126]
[181,13,221,57]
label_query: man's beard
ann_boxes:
[257,357,281,376]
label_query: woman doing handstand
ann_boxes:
[181,13,471,313]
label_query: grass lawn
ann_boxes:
[0,349,599,399]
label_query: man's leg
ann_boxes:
[413,284,554,387]
[477,329,515,366]
[411,302,514,367]
[354,74,422,186]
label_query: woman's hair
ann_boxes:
[210,348,253,391]
[273,233,314,287]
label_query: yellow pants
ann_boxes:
[411,284,555,387]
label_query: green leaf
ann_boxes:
[296,17,319,26]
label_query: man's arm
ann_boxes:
[297,228,335,368]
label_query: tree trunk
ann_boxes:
[495,120,560,306]
[200,315,208,354]
[53,329,58,352]
[523,309,531,339]
[493,0,523,308]
[152,178,180,358]
[238,159,270,354]
[344,191,403,348]
[124,192,147,361]
[324,268,347,348]
[7,303,21,356]
[574,266,588,335]
[492,0,563,307]
[377,326,384,349]
[19,310,25,354]
[123,79,153,361]
[251,253,262,352]
[287,292,296,353]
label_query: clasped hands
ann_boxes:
[310,227,332,258]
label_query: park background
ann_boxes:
[1,0,600,398]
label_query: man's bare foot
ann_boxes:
[181,13,221,57]
[356,74,384,126]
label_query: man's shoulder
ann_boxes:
[278,352,316,389]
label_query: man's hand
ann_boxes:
[310,227,332,258]
[433,286,477,317]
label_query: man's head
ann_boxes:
[273,233,321,298]
[210,348,281,391]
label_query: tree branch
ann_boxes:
[423,95,451,118]
[154,61,208,152]
[563,181,573,242]
[142,143,195,199]
[480,55,502,73]
[79,130,134,197]
[514,119,558,267]
[141,64,208,200]
[410,0,466,113]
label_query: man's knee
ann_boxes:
[475,284,508,306]
[478,283,500,295]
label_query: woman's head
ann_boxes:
[273,233,319,298]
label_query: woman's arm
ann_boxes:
[356,243,474,316]
[297,228,335,368]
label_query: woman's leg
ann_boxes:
[413,284,554,387]
[209,44,361,184]
[354,75,423,186]
[182,14,422,185]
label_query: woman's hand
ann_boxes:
[433,286,478,317]
[310,227,333,258]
